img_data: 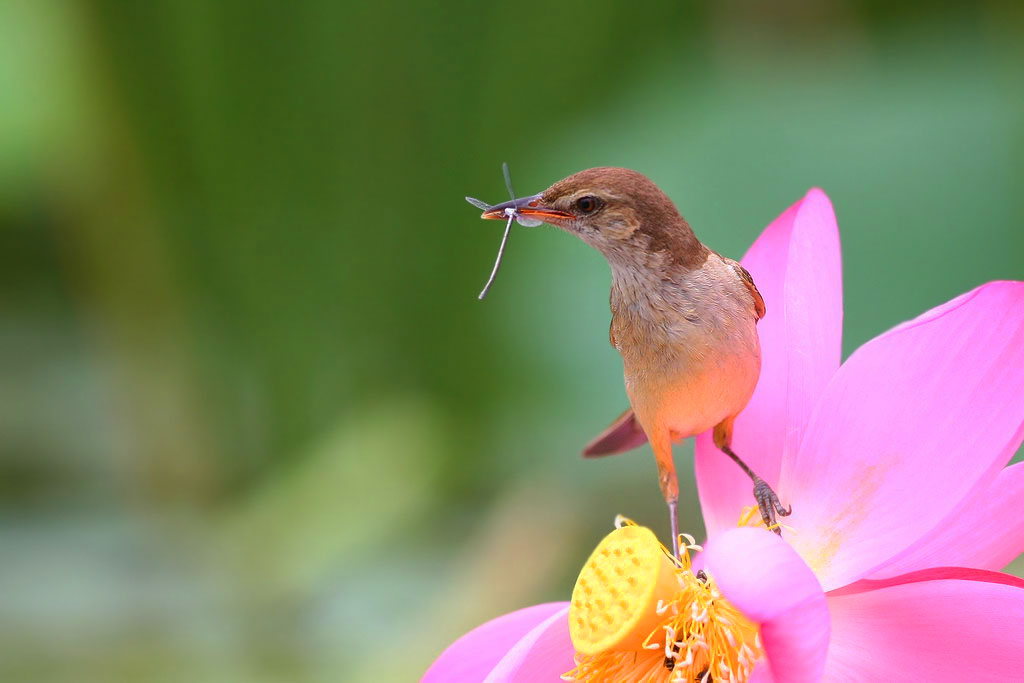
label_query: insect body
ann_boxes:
[465,162,539,299]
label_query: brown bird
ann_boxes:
[479,167,790,556]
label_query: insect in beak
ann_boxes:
[479,196,571,224]
[465,163,563,300]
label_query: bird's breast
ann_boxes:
[610,264,761,439]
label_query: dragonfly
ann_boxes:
[465,162,542,300]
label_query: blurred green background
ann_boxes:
[2,1,1023,681]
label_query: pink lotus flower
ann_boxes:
[424,189,1024,682]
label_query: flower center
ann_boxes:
[564,521,762,682]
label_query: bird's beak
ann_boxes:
[480,194,573,222]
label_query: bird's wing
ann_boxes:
[727,259,766,321]
[582,408,649,457]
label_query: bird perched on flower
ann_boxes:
[479,167,788,554]
[433,188,1024,682]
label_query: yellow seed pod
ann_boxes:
[568,525,680,655]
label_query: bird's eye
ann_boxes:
[575,196,600,214]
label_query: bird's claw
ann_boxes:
[753,477,791,535]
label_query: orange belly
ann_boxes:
[626,348,760,441]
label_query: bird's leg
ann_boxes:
[650,432,680,558]
[713,417,791,534]
[668,499,679,559]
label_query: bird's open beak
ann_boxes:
[480,194,573,221]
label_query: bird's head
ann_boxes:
[481,167,706,270]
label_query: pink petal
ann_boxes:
[483,605,574,683]
[868,462,1024,579]
[696,188,843,537]
[748,662,776,683]
[703,527,829,683]
[422,602,569,682]
[829,565,1024,598]
[779,281,1024,591]
[825,573,1024,680]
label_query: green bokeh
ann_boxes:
[1,2,1022,681]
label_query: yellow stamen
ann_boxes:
[563,520,762,683]
[738,505,794,535]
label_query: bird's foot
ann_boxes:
[752,477,791,535]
